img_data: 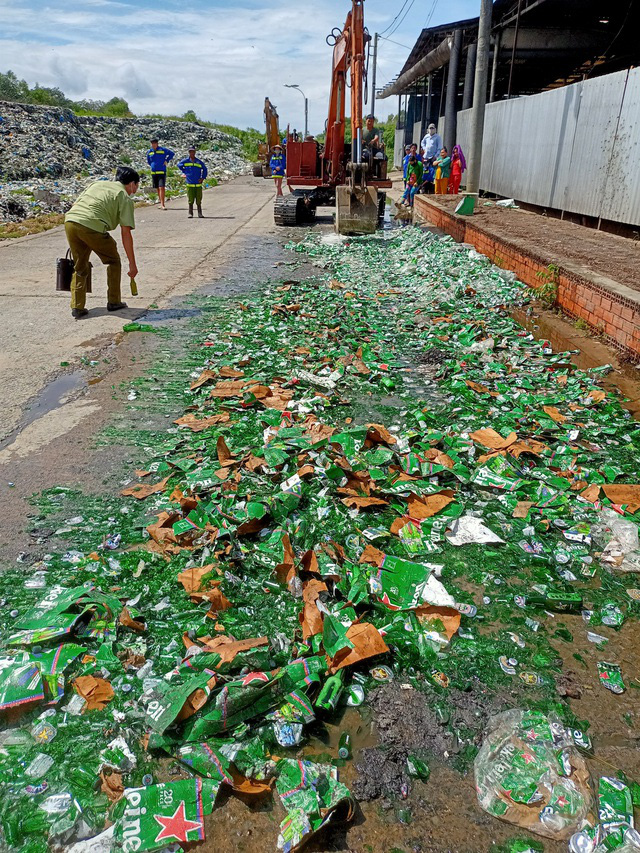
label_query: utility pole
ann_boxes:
[466,0,492,196]
[370,32,379,118]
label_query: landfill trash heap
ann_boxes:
[0,100,249,223]
[2,226,640,852]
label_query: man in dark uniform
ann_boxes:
[177,146,208,218]
[146,138,174,210]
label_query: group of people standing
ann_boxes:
[146,139,209,218]
[401,123,466,208]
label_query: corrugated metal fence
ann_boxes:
[455,68,640,227]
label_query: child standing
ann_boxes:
[401,173,419,207]
[405,154,423,187]
[434,147,451,195]
[420,159,436,195]
[270,144,286,197]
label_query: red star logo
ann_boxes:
[556,795,568,808]
[526,728,538,740]
[521,752,535,765]
[154,801,203,844]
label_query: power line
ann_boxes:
[378,34,413,51]
[423,0,439,29]
[386,0,416,38]
[379,0,412,36]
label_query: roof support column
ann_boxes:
[489,29,501,102]
[462,41,477,110]
[444,28,463,152]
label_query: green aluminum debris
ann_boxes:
[454,193,476,216]
[122,322,160,333]
[0,225,640,850]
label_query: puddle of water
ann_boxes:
[513,306,640,418]
[0,370,87,451]
[140,307,204,323]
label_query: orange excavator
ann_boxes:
[252,97,281,178]
[274,0,391,234]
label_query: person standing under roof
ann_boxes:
[434,147,451,194]
[420,123,443,167]
[64,166,139,319]
[449,145,467,194]
[146,138,174,210]
[177,146,208,218]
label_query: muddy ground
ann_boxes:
[432,195,640,292]
[3,198,640,852]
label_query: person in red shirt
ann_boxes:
[449,145,467,195]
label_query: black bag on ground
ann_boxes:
[56,250,92,293]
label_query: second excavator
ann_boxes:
[252,97,281,178]
[274,0,391,235]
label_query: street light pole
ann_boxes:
[284,84,308,137]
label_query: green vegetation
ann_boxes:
[211,124,263,161]
[0,69,133,116]
[380,114,396,152]
[0,212,64,240]
[535,264,560,308]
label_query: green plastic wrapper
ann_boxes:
[369,555,456,611]
[113,778,220,851]
[0,654,44,711]
[275,758,354,852]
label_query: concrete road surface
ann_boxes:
[0,175,275,442]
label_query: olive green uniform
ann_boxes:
[64,181,135,310]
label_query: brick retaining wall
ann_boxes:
[414,195,640,359]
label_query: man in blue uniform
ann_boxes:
[146,138,174,210]
[177,146,208,218]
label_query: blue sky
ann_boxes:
[0,0,479,130]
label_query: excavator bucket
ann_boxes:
[335,185,379,235]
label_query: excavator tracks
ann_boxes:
[274,194,316,227]
[274,195,302,226]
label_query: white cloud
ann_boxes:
[0,0,479,128]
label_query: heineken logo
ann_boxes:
[118,778,213,851]
[154,800,204,843]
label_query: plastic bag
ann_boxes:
[592,510,640,573]
[475,709,595,840]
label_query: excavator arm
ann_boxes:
[254,97,281,177]
[274,0,389,233]
[333,0,380,234]
[323,1,369,184]
[264,98,280,150]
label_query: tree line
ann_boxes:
[0,69,131,116]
